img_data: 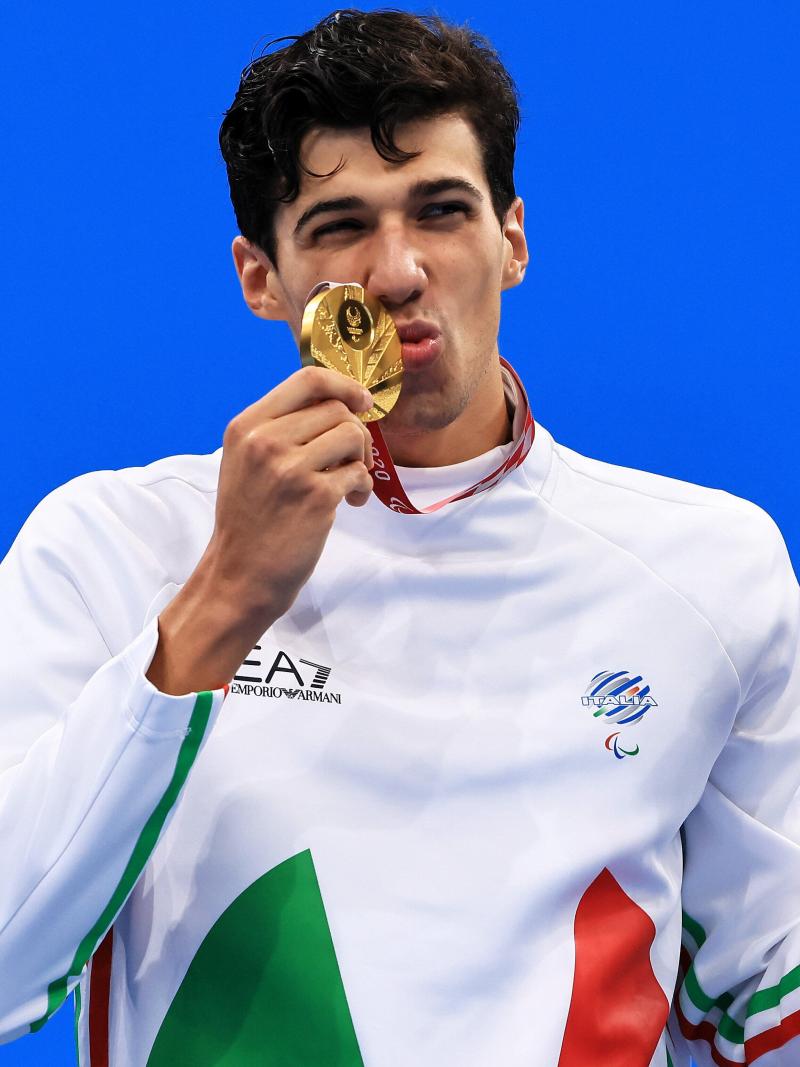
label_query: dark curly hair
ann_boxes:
[219,9,520,265]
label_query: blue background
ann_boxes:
[1,1,798,1063]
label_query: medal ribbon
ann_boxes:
[367,357,535,514]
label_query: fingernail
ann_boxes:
[361,389,373,409]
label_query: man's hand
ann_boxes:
[146,366,374,695]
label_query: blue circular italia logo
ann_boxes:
[582,670,658,759]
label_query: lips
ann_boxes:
[396,321,443,369]
[396,321,439,344]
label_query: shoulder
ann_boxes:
[23,449,221,538]
[549,437,782,558]
[7,450,222,633]
[48,448,222,508]
[546,437,796,693]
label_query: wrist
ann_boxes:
[146,547,281,696]
[198,537,288,626]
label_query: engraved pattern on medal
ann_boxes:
[315,301,356,377]
[362,312,395,384]
[316,302,348,354]
[366,358,404,389]
[361,304,402,418]
[309,342,340,374]
[362,384,401,420]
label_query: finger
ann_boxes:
[345,484,373,508]
[277,400,373,466]
[327,460,373,505]
[362,421,374,469]
[256,366,373,421]
[305,421,373,472]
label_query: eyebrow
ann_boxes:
[409,177,485,202]
[293,196,365,236]
[292,177,485,236]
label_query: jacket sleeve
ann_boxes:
[668,513,800,1066]
[0,479,228,1042]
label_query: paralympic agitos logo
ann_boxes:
[582,670,657,760]
[232,647,342,704]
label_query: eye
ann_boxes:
[420,201,470,220]
[312,219,363,239]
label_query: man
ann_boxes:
[0,9,797,1066]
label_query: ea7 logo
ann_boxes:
[231,648,341,704]
[265,651,332,690]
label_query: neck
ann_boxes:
[381,363,512,468]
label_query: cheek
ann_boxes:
[448,249,502,329]
[311,244,368,277]
[464,255,503,353]
[441,229,503,297]
[443,276,501,367]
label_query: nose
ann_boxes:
[362,224,427,311]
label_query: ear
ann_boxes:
[500,197,528,292]
[231,236,287,320]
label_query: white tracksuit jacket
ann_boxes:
[0,380,798,1066]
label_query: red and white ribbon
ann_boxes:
[367,358,535,515]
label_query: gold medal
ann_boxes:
[300,283,403,422]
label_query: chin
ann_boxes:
[383,390,469,436]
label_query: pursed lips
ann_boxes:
[396,320,443,369]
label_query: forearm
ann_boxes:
[145,546,280,696]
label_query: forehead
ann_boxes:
[293,113,487,206]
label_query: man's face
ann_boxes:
[238,113,527,442]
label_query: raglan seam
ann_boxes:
[134,475,218,495]
[537,481,744,705]
[46,553,115,661]
[521,426,557,500]
[553,445,755,517]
